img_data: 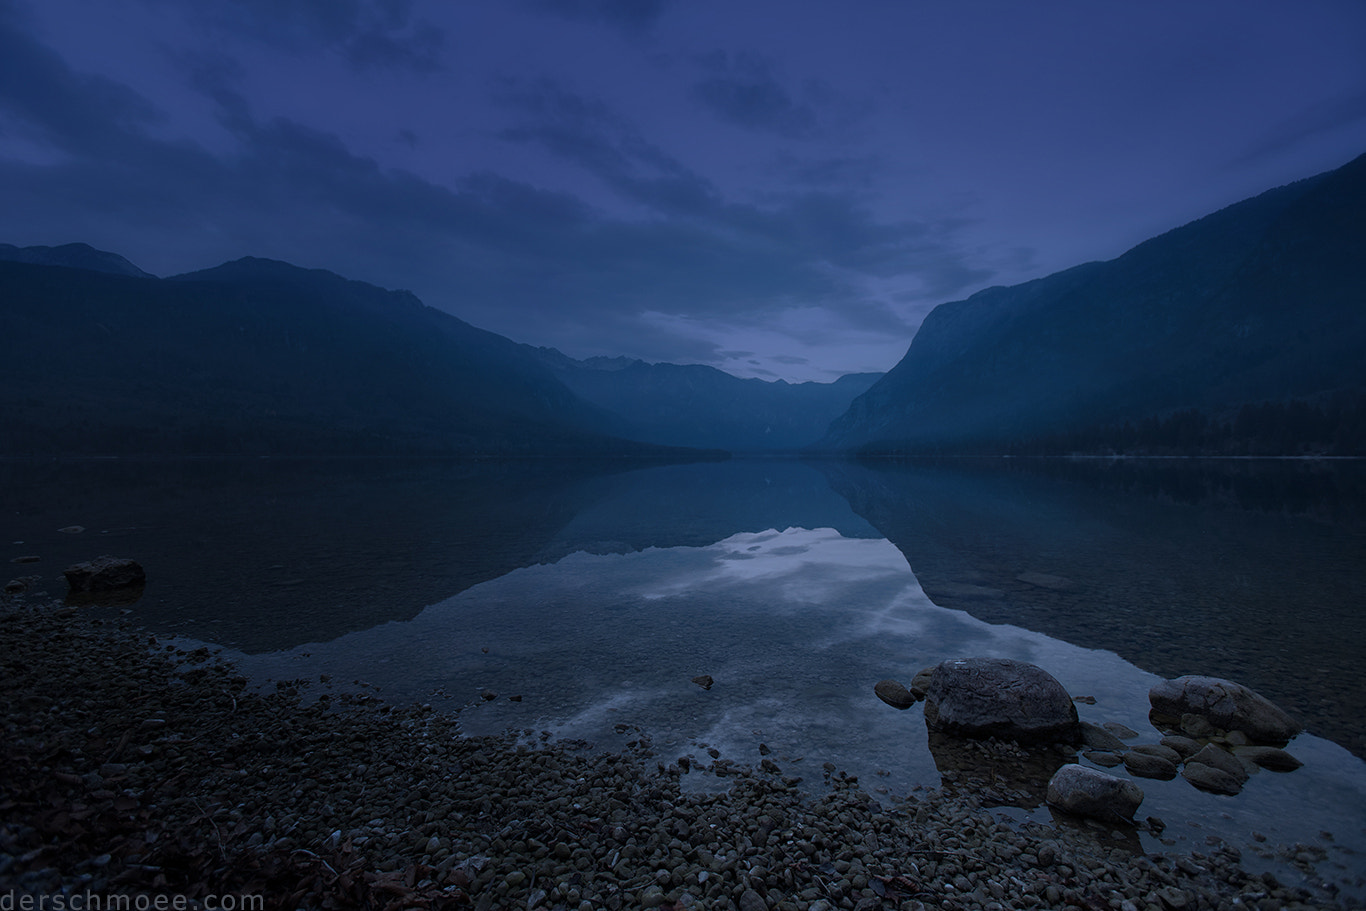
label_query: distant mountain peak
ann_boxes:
[0,242,152,278]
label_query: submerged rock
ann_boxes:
[1122,750,1178,780]
[1080,722,1127,752]
[1046,764,1144,823]
[691,675,714,691]
[1235,745,1303,772]
[63,556,145,592]
[923,657,1078,744]
[909,666,936,699]
[1149,675,1301,745]
[1187,743,1251,785]
[873,678,916,709]
[1182,762,1243,795]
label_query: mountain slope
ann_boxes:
[819,152,1366,455]
[0,242,153,278]
[0,257,700,457]
[530,349,881,452]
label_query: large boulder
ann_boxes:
[1046,764,1144,823]
[923,657,1079,744]
[1148,676,1300,745]
[63,556,145,592]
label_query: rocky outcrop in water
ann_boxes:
[923,657,1079,744]
[1148,675,1301,745]
[62,556,145,592]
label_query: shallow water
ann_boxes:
[5,456,1366,897]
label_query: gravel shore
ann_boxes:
[1,601,1357,911]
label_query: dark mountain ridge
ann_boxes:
[0,257,702,458]
[819,152,1366,455]
[0,242,153,278]
[528,347,881,452]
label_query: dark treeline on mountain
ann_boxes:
[528,348,880,452]
[820,151,1366,457]
[998,393,1366,457]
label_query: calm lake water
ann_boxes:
[5,456,1366,897]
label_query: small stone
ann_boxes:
[1160,734,1202,758]
[479,689,497,701]
[1122,750,1178,780]
[1187,743,1250,784]
[1157,886,1190,909]
[692,675,714,690]
[738,889,767,911]
[9,555,40,564]
[1181,762,1242,795]
[1234,745,1303,772]
[1103,722,1139,739]
[1084,750,1124,768]
[874,678,916,709]
[1080,722,1128,751]
[63,556,145,592]
[59,526,85,534]
[909,666,936,699]
[1130,743,1183,764]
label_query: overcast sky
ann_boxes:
[2,0,1365,381]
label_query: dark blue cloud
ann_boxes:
[691,51,821,140]
[522,0,670,32]
[143,0,447,74]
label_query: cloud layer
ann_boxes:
[3,0,1365,379]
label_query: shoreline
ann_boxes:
[1,602,1357,911]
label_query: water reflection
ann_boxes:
[818,458,1366,759]
[231,525,1366,897]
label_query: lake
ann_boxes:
[5,455,1366,898]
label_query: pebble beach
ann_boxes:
[1,601,1358,911]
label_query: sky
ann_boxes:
[2,1,1365,382]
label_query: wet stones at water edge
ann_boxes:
[1148,675,1302,745]
[873,678,916,709]
[62,556,145,593]
[1046,764,1145,824]
[691,674,713,690]
[923,657,1080,744]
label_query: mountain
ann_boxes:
[819,152,1366,456]
[0,255,708,458]
[0,242,153,278]
[529,348,882,452]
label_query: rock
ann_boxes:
[873,679,916,709]
[58,526,85,534]
[691,675,714,691]
[923,657,1079,744]
[1234,745,1303,772]
[9,555,40,564]
[1180,714,1217,738]
[1122,750,1178,780]
[1160,735,1202,759]
[1046,764,1144,823]
[62,556,145,592]
[1149,676,1301,745]
[479,689,497,701]
[1129,743,1183,764]
[1015,572,1077,591]
[1187,743,1250,784]
[1103,722,1139,740]
[738,888,767,911]
[1080,722,1128,751]
[1181,762,1242,795]
[1084,750,1124,768]
[909,666,936,699]
[4,580,26,594]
